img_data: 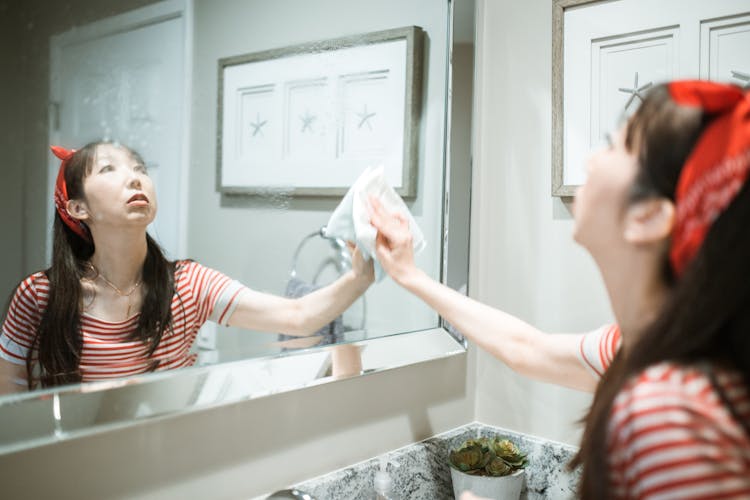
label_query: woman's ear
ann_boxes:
[623,198,674,244]
[66,199,90,222]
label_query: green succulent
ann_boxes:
[485,456,513,476]
[449,436,528,477]
[493,439,519,457]
[493,439,527,467]
[449,443,484,472]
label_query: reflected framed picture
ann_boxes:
[217,26,424,197]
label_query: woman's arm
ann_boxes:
[226,244,374,336]
[0,358,27,395]
[398,269,593,391]
[370,200,597,392]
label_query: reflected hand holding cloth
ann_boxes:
[324,165,426,282]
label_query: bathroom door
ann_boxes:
[48,0,191,260]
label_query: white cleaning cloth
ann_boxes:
[324,165,426,281]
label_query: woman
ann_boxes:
[371,80,750,498]
[0,141,373,392]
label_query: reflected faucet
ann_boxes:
[289,226,350,280]
[267,489,316,500]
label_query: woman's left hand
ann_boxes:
[348,241,375,284]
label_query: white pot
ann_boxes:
[450,467,525,500]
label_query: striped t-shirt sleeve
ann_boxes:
[578,323,621,378]
[181,261,247,327]
[0,275,43,365]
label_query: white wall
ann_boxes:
[469,0,614,445]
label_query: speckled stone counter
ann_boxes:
[282,422,579,499]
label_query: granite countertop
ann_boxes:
[270,422,580,500]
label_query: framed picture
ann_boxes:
[551,0,750,197]
[217,26,424,197]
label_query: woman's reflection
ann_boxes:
[0,141,373,393]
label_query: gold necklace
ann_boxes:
[88,263,142,317]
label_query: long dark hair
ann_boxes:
[571,84,750,498]
[29,141,177,388]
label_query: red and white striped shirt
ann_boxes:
[580,326,750,499]
[0,261,246,385]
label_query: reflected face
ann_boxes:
[573,126,639,254]
[78,143,158,231]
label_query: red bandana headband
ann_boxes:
[668,81,750,277]
[51,145,91,242]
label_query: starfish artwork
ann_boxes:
[618,72,653,110]
[731,70,750,90]
[299,110,317,133]
[249,112,267,137]
[356,104,376,131]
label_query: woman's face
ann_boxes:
[78,143,158,231]
[573,126,640,254]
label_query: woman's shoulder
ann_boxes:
[627,361,740,390]
[172,259,232,288]
[173,259,231,278]
[612,361,748,430]
[619,361,742,401]
[609,362,750,498]
[174,259,195,272]
[15,271,50,296]
[21,271,48,284]
[5,271,49,311]
[173,259,209,279]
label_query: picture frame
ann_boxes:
[552,0,596,198]
[552,0,750,197]
[216,26,424,197]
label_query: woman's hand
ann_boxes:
[347,241,375,284]
[369,197,418,286]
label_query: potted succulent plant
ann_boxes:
[449,436,528,500]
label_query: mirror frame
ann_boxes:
[0,0,472,456]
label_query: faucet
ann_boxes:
[266,489,316,500]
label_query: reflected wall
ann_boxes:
[0,4,23,300]
[0,0,158,297]
[189,0,448,360]
[0,0,450,381]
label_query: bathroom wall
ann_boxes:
[0,2,25,297]
[470,0,613,444]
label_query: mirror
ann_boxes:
[0,0,474,453]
